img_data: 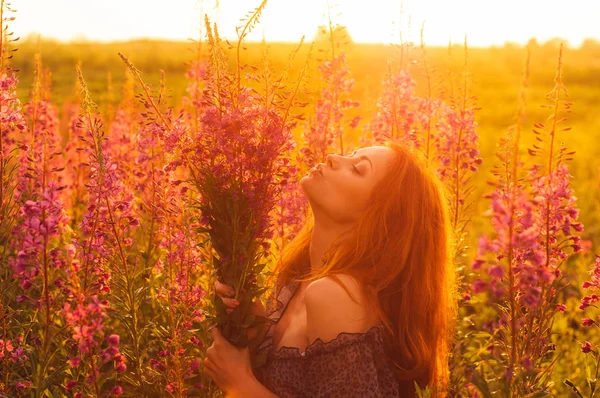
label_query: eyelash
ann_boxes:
[348,151,361,174]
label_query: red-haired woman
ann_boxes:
[204,142,457,397]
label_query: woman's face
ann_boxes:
[300,145,397,224]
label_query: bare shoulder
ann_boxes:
[305,274,365,304]
[304,274,377,345]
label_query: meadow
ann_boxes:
[2,16,600,397]
[12,36,600,236]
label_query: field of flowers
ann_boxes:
[2,1,600,397]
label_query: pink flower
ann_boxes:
[300,52,359,164]
[114,353,125,363]
[471,258,486,270]
[15,380,31,392]
[190,359,201,373]
[472,279,488,294]
[106,346,119,356]
[4,340,13,352]
[149,358,166,371]
[111,385,123,396]
[66,380,78,391]
[581,341,593,354]
[582,318,595,327]
[488,265,504,279]
[521,355,533,371]
[368,70,419,147]
[69,356,81,368]
[107,334,120,347]
[62,295,108,354]
[190,336,203,346]
[9,181,67,294]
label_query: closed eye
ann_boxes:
[349,150,367,175]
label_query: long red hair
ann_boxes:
[267,141,457,396]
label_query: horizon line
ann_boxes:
[18,34,597,50]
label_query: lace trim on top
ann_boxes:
[255,280,387,360]
[272,323,386,359]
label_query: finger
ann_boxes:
[214,280,236,297]
[204,367,223,390]
[220,297,240,310]
[203,363,216,382]
[210,325,222,340]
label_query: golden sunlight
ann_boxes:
[13,0,600,46]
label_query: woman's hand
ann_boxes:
[213,280,268,341]
[204,326,254,396]
[214,280,242,314]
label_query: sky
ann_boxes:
[12,0,600,48]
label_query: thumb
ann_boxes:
[210,325,222,340]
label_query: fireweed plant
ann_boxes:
[0,2,30,395]
[0,0,25,253]
[116,50,220,395]
[116,9,307,393]
[433,41,484,397]
[566,254,600,397]
[299,10,361,165]
[136,72,212,396]
[468,44,583,396]
[370,38,483,246]
[253,39,310,255]
[190,12,300,350]
[62,70,89,232]
[55,66,135,397]
[1,3,597,397]
[8,51,71,396]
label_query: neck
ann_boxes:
[309,218,353,273]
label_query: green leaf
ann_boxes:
[564,379,585,398]
[470,366,494,398]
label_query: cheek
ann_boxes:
[327,176,372,215]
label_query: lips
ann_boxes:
[308,163,325,177]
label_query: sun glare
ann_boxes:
[13,0,600,47]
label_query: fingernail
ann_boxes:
[233,300,240,306]
[229,289,236,296]
[227,308,233,313]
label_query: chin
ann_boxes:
[299,175,311,194]
[299,176,318,202]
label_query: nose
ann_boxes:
[325,153,342,169]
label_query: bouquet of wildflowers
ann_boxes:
[120,7,305,350]
[190,13,299,348]
[117,18,304,386]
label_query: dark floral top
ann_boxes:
[251,281,402,397]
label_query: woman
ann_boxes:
[204,142,457,397]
